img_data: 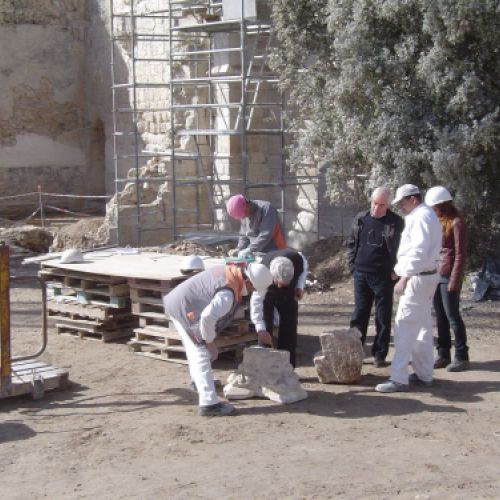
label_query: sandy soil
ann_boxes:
[1,256,500,500]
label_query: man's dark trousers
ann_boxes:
[350,270,394,360]
[262,287,298,367]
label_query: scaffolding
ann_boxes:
[109,0,320,246]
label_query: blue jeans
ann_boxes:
[350,271,395,360]
[433,278,469,361]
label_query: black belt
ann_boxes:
[418,270,437,276]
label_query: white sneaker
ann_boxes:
[375,380,408,393]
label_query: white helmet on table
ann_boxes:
[246,263,273,293]
[180,255,205,274]
[425,186,453,206]
[60,248,84,264]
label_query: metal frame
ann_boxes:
[110,0,317,244]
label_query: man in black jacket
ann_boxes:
[347,187,404,367]
[250,249,308,367]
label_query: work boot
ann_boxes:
[447,360,470,372]
[434,357,451,369]
[374,356,389,368]
[374,380,408,393]
[198,402,235,417]
[409,373,433,387]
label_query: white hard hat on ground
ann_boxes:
[60,248,84,264]
[270,256,294,285]
[425,186,453,206]
[392,184,420,205]
[180,255,205,274]
[246,262,273,293]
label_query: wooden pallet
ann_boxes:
[1,360,69,400]
[55,324,135,342]
[128,329,257,364]
[49,306,137,342]
[128,276,186,293]
[47,298,121,321]
[40,268,126,285]
[47,279,129,297]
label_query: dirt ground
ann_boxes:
[1,255,500,500]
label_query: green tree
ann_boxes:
[272,0,500,258]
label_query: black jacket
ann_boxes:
[346,209,404,274]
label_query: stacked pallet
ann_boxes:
[127,276,187,363]
[41,269,138,342]
[127,277,257,364]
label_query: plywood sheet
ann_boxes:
[41,252,223,281]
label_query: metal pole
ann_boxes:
[240,0,248,197]
[130,0,142,247]
[0,243,12,395]
[110,0,121,245]
[168,0,177,240]
[38,185,45,228]
[12,275,48,362]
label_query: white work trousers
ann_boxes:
[171,318,218,407]
[390,275,439,385]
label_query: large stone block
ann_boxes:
[224,346,307,404]
[314,328,364,384]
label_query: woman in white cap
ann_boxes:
[425,186,469,372]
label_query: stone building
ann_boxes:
[0,0,357,247]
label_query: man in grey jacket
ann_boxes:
[226,194,286,257]
[163,262,273,416]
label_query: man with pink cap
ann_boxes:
[226,194,286,257]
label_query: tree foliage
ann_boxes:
[271,0,500,258]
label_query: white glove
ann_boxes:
[228,248,239,257]
[237,247,253,259]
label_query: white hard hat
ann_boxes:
[60,248,84,264]
[270,256,294,284]
[246,262,273,293]
[425,186,453,206]
[180,255,205,274]
[392,184,420,205]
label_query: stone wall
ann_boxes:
[0,0,355,246]
[0,0,106,217]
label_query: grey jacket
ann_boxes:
[237,200,286,253]
[162,265,241,344]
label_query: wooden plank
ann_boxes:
[0,360,70,400]
[139,315,170,328]
[47,299,116,321]
[129,288,163,306]
[53,316,137,333]
[56,325,133,342]
[82,282,130,297]
[214,332,257,348]
[132,301,164,315]
[218,320,250,335]
[135,310,168,321]
[41,268,126,284]
[128,276,185,292]
[76,291,129,309]
[133,326,179,341]
[133,350,189,365]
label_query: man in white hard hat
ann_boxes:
[250,249,308,367]
[163,261,273,416]
[375,184,442,393]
